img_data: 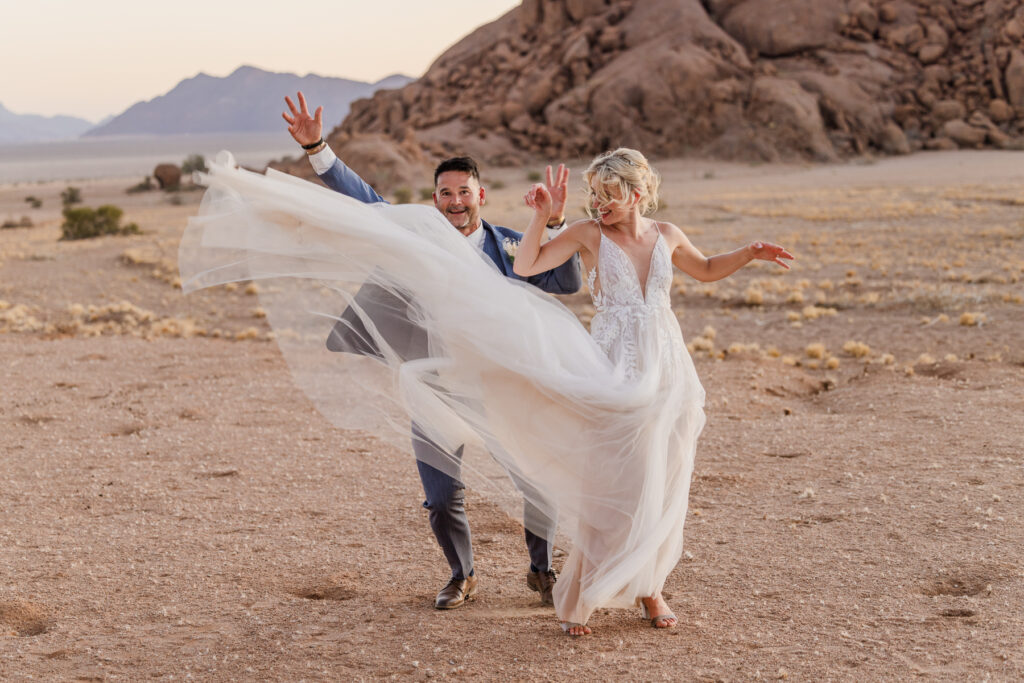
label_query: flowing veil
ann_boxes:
[180,155,705,623]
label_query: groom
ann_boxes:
[283,92,581,609]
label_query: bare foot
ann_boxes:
[560,622,592,636]
[640,595,677,629]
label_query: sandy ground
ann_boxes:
[1,151,1023,681]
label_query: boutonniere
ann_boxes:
[502,237,520,262]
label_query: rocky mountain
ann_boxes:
[0,103,95,144]
[84,66,414,137]
[280,0,1024,190]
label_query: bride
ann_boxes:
[179,148,792,638]
[511,148,792,635]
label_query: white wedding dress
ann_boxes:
[179,156,705,626]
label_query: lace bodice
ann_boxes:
[586,226,678,379]
[587,228,673,311]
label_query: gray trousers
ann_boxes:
[412,424,555,580]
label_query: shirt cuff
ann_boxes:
[308,145,338,175]
[544,219,566,242]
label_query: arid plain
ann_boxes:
[1,150,1022,681]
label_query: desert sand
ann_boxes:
[1,151,1023,681]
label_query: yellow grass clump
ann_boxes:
[858,292,881,305]
[802,305,838,320]
[120,247,180,288]
[959,311,985,326]
[0,303,45,333]
[687,325,718,356]
[687,336,714,353]
[842,341,871,358]
[244,283,261,295]
[916,353,936,365]
[825,357,840,369]
[880,353,895,365]
[744,286,764,305]
[727,342,761,356]
[56,301,207,339]
[805,343,827,359]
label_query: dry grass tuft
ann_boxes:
[842,341,871,358]
[959,311,985,326]
[805,343,827,359]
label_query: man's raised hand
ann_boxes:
[282,91,323,147]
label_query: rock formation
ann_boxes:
[153,164,181,190]
[276,0,1024,190]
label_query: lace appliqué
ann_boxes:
[588,229,675,380]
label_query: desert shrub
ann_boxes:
[181,154,208,174]
[526,170,543,182]
[60,205,140,241]
[393,187,412,204]
[126,176,155,194]
[168,194,184,205]
[489,179,507,190]
[61,186,82,207]
[2,216,33,229]
[24,196,42,208]
[419,187,434,201]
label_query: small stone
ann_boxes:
[919,43,946,64]
[941,120,987,147]
[931,100,965,122]
[988,99,1014,122]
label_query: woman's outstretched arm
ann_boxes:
[666,223,794,282]
[513,184,586,277]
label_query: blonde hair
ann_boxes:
[583,148,661,218]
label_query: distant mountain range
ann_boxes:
[83,66,414,137]
[0,103,95,144]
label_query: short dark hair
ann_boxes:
[433,156,480,186]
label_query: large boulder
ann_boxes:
[1005,50,1024,110]
[715,0,846,56]
[153,164,181,190]
[748,77,836,161]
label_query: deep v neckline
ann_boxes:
[599,228,663,303]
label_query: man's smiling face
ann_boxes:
[433,171,485,233]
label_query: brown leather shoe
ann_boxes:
[434,575,478,610]
[527,569,557,606]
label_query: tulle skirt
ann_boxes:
[179,155,705,625]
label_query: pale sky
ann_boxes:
[2,0,521,122]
